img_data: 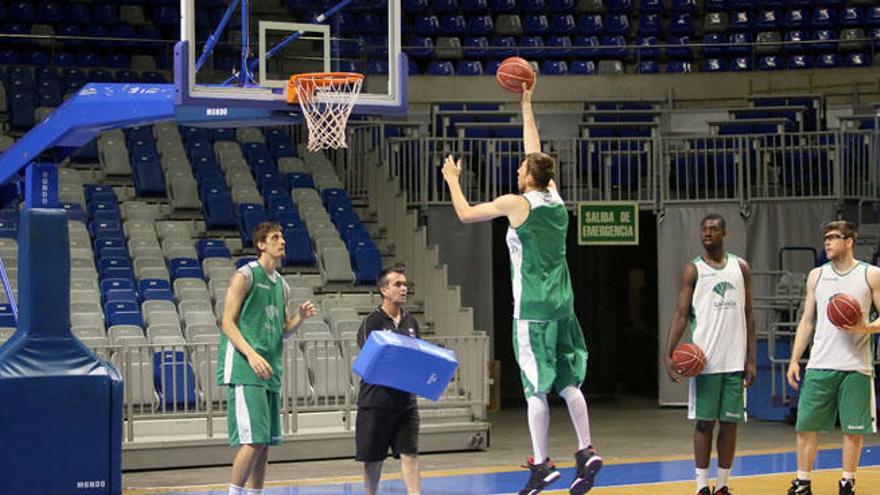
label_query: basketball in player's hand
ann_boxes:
[827,293,862,329]
[672,343,706,377]
[496,57,536,93]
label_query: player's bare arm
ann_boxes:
[221,272,272,379]
[740,258,758,387]
[442,155,529,224]
[284,300,318,338]
[842,264,880,334]
[786,267,820,390]
[664,263,698,383]
[521,81,557,190]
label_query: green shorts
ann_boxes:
[512,314,588,398]
[688,372,746,423]
[796,369,877,435]
[227,384,281,446]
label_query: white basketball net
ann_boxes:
[292,73,364,152]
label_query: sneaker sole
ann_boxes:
[569,456,603,495]
[523,470,561,495]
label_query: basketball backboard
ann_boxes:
[176,0,405,122]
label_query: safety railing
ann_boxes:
[89,333,489,442]
[361,128,880,210]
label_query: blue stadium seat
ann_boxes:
[440,15,467,36]
[38,2,64,23]
[704,0,727,12]
[202,190,237,230]
[541,60,569,74]
[755,10,781,30]
[8,92,35,131]
[604,14,630,35]
[637,14,663,37]
[546,36,573,57]
[196,240,231,261]
[665,36,693,59]
[729,11,752,31]
[599,35,628,58]
[666,60,693,72]
[641,0,664,14]
[783,9,808,29]
[519,35,546,58]
[131,154,166,196]
[669,13,695,36]
[467,15,494,35]
[65,3,91,24]
[427,61,455,75]
[282,228,316,266]
[353,245,383,285]
[413,15,440,36]
[95,238,128,259]
[169,258,204,281]
[840,7,864,28]
[813,30,838,51]
[62,203,86,223]
[635,36,660,59]
[549,0,575,12]
[92,4,119,24]
[606,0,632,13]
[730,57,753,71]
[9,2,34,22]
[153,351,199,408]
[0,304,13,327]
[139,279,174,302]
[784,31,807,53]
[701,33,727,57]
[522,0,547,12]
[238,204,269,247]
[759,55,783,70]
[728,32,753,56]
[811,8,837,29]
[101,278,137,304]
[577,14,604,36]
[105,302,143,328]
[462,36,490,58]
[569,60,598,74]
[637,60,660,73]
[787,54,813,69]
[523,15,550,35]
[457,60,484,75]
[286,172,315,190]
[404,0,429,13]
[701,58,728,72]
[550,14,577,35]
[322,189,352,209]
[844,52,868,67]
[433,0,460,13]
[572,35,599,57]
[816,52,841,68]
[461,0,489,13]
[491,0,518,13]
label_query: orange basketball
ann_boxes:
[672,343,706,377]
[496,56,536,93]
[827,293,862,328]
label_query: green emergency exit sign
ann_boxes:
[577,202,639,246]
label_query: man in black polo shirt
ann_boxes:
[356,264,422,495]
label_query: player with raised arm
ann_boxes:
[442,81,602,495]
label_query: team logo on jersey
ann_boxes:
[712,281,738,309]
[265,306,279,321]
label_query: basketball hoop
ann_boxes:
[287,72,364,152]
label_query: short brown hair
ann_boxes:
[823,220,858,240]
[253,221,283,249]
[524,152,555,189]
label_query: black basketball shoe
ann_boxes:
[519,457,561,495]
[570,447,603,495]
[787,479,813,495]
[839,478,855,495]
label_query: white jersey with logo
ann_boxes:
[690,253,747,374]
[808,261,874,375]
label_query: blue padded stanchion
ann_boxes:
[353,331,458,401]
[0,208,123,495]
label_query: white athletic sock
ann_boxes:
[716,467,731,489]
[696,468,710,490]
[558,385,592,450]
[796,471,811,481]
[244,489,263,495]
[843,471,855,481]
[228,484,244,495]
[526,393,550,462]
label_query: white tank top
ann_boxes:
[690,253,747,374]
[808,261,874,375]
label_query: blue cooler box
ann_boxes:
[353,331,458,401]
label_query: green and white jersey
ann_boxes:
[506,188,574,321]
[217,262,290,391]
[808,261,874,376]
[690,253,747,374]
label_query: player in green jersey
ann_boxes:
[219,222,316,495]
[442,82,601,495]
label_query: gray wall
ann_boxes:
[426,206,495,346]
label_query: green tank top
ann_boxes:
[505,188,574,320]
[217,262,286,391]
